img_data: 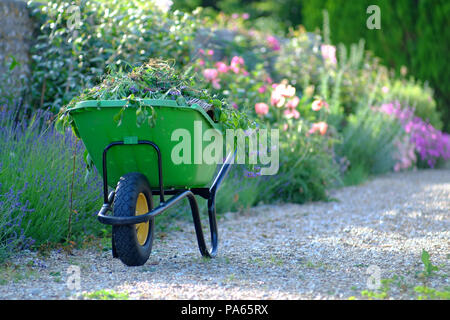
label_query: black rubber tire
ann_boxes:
[112,172,154,266]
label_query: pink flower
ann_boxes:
[207,49,214,56]
[198,49,205,55]
[242,70,249,76]
[212,79,221,89]
[266,35,280,51]
[311,99,328,111]
[258,85,266,94]
[198,58,205,66]
[255,102,269,115]
[382,86,389,94]
[283,108,300,119]
[203,68,218,81]
[286,96,300,109]
[270,90,285,108]
[320,44,337,65]
[231,56,244,66]
[232,103,238,109]
[231,13,239,19]
[242,13,250,20]
[274,82,295,98]
[309,122,328,135]
[229,64,240,74]
[229,56,243,74]
[265,76,273,84]
[215,61,228,73]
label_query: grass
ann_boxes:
[82,289,129,300]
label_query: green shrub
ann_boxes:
[257,132,340,203]
[273,29,324,90]
[336,107,403,177]
[28,0,200,112]
[214,165,263,213]
[387,79,442,130]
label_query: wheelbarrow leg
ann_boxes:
[191,151,235,258]
[188,193,217,258]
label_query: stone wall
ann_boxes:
[0,0,34,104]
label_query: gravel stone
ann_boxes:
[0,169,448,299]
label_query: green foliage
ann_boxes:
[82,289,129,300]
[420,249,439,278]
[274,26,405,181]
[414,286,450,300]
[28,0,200,112]
[214,166,262,213]
[274,29,385,120]
[302,0,450,131]
[258,132,340,203]
[0,107,104,255]
[387,79,442,130]
[57,59,255,134]
[173,0,302,32]
[274,29,324,89]
[336,107,402,177]
[341,163,369,186]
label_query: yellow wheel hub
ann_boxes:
[135,193,149,246]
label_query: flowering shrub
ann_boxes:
[380,102,450,169]
[0,183,35,261]
[320,44,337,66]
[194,50,339,202]
[274,29,325,89]
[382,79,442,130]
[0,106,103,259]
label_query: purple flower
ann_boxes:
[129,86,138,94]
[379,101,450,169]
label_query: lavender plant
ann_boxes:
[0,106,103,260]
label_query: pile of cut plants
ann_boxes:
[57,59,255,133]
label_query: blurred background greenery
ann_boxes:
[173,0,450,132]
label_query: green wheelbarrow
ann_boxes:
[67,99,234,266]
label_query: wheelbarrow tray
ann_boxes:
[67,99,220,189]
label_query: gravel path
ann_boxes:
[1,169,449,300]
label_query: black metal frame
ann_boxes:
[97,140,234,258]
